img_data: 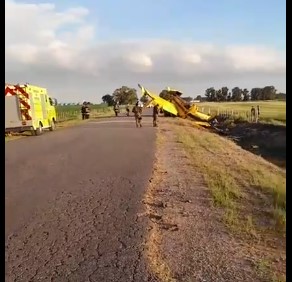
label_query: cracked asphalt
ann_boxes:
[5,114,158,282]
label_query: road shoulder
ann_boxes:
[144,118,286,282]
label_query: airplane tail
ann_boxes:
[138,84,148,97]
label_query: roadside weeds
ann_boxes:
[144,118,286,282]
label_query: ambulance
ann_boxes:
[5,83,57,136]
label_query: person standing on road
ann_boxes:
[81,104,86,120]
[132,101,143,128]
[81,102,88,120]
[114,102,119,117]
[126,104,130,116]
[153,104,159,127]
[85,103,90,119]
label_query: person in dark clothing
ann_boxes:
[153,104,159,127]
[126,104,130,116]
[84,104,90,119]
[81,103,87,120]
[114,103,120,117]
[132,101,143,127]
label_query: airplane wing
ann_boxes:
[138,84,178,116]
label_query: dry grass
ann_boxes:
[174,119,286,233]
[144,133,176,282]
[56,118,89,128]
[146,229,175,282]
[5,135,23,142]
[255,259,286,282]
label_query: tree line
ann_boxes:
[196,86,286,102]
[101,85,286,106]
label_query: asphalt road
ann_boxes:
[5,113,158,282]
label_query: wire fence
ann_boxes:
[56,105,129,122]
[56,107,113,122]
[197,107,257,122]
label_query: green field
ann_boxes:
[56,104,113,121]
[56,104,131,121]
[56,101,286,124]
[197,101,286,123]
[172,118,286,280]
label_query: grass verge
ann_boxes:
[5,114,115,142]
[173,119,285,234]
[144,133,176,282]
[172,118,286,280]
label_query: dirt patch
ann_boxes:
[217,122,286,168]
[144,123,265,281]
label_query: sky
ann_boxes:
[5,0,286,103]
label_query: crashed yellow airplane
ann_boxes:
[138,84,213,127]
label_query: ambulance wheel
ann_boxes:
[49,120,56,131]
[35,124,43,136]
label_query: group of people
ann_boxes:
[81,100,160,126]
[113,101,160,128]
[132,101,160,128]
